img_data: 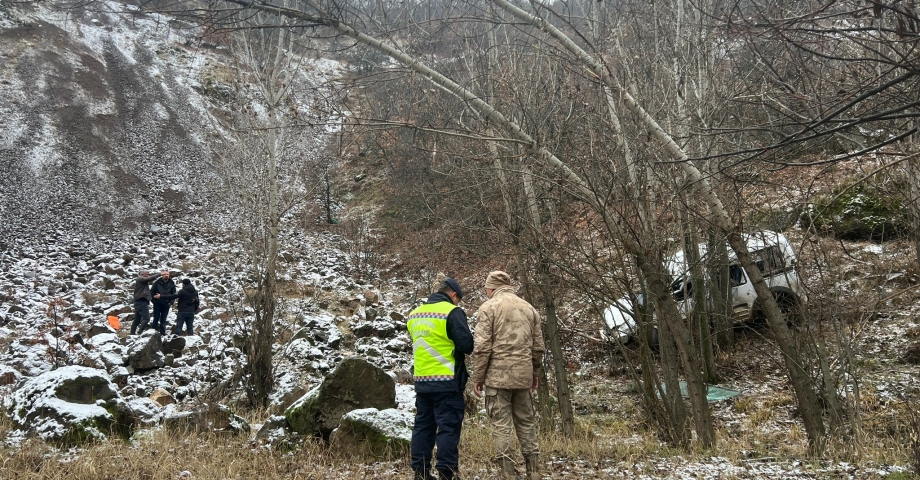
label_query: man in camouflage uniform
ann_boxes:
[472,271,545,480]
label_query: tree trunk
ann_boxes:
[250,108,281,408]
[523,162,575,437]
[542,289,575,438]
[681,211,716,384]
[707,233,733,351]
[726,232,826,450]
[324,167,334,224]
[634,250,714,447]
[655,304,689,446]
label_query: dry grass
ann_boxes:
[1,392,916,479]
[2,329,916,479]
[0,400,649,479]
[0,420,654,480]
[1,425,373,480]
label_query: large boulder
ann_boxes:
[87,333,128,371]
[330,408,412,458]
[285,356,396,440]
[802,183,910,241]
[163,403,250,435]
[126,330,164,370]
[6,366,133,444]
[270,382,308,415]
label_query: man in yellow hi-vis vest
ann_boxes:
[408,277,473,480]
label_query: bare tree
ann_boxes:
[211,12,330,407]
[197,0,920,452]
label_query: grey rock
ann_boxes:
[126,331,165,370]
[7,366,132,444]
[87,322,117,338]
[284,356,396,440]
[162,335,186,358]
[330,408,412,458]
[257,414,292,439]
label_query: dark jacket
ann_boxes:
[158,284,199,313]
[412,292,474,394]
[151,277,177,306]
[133,273,160,302]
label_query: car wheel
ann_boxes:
[776,294,801,326]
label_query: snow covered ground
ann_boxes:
[0,224,422,442]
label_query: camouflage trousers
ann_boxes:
[484,386,539,459]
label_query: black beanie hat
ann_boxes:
[443,278,463,299]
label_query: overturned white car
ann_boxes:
[603,231,807,344]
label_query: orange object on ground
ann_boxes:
[107,315,121,330]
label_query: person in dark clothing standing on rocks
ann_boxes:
[130,270,159,335]
[407,277,474,480]
[150,270,176,335]
[155,278,199,336]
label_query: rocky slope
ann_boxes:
[0,0,232,241]
[0,0,421,445]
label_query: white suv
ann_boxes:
[603,231,807,344]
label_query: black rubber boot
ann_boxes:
[437,468,461,480]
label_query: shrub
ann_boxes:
[802,183,910,241]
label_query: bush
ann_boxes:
[802,183,910,241]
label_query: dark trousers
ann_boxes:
[174,312,194,335]
[131,300,150,335]
[411,390,465,478]
[151,302,170,334]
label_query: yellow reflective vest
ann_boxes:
[407,301,457,382]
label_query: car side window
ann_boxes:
[751,246,785,276]
[671,278,692,301]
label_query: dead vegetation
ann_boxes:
[2,361,918,480]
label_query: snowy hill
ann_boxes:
[0,1,230,240]
[0,0,423,445]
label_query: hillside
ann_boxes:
[2,1,920,479]
[0,1,219,240]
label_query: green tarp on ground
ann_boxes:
[664,382,741,402]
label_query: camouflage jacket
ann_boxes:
[471,285,545,390]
